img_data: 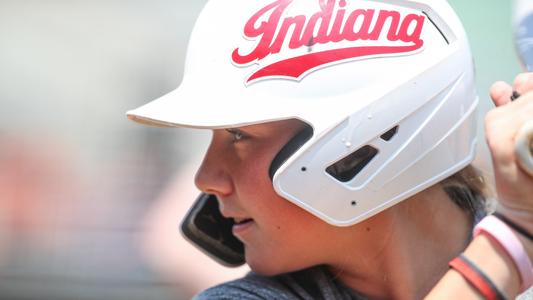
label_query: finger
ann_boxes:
[515,120,533,177]
[513,72,533,95]
[490,81,513,107]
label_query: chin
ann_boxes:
[246,257,283,276]
[246,252,306,276]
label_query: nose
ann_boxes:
[194,138,233,198]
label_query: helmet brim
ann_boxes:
[126,76,311,130]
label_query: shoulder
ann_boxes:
[192,271,295,300]
[193,266,366,300]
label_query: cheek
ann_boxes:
[238,149,321,236]
[235,139,332,260]
[236,148,279,203]
[246,201,332,275]
[253,187,326,249]
[267,201,326,247]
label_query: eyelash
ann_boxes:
[226,129,247,142]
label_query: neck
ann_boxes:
[327,185,472,300]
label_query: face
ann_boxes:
[194,119,352,275]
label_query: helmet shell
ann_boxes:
[128,0,478,226]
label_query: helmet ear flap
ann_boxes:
[269,125,314,180]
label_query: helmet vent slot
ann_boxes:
[380,125,399,141]
[326,145,378,182]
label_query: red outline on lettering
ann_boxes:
[246,43,422,83]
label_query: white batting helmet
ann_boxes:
[128,0,478,226]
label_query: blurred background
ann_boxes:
[0,0,528,299]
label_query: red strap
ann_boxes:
[449,255,506,300]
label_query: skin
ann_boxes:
[428,74,533,299]
[195,119,471,299]
[194,74,533,299]
[195,119,354,275]
[486,74,533,233]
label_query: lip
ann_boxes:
[232,219,254,236]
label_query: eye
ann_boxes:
[226,128,247,142]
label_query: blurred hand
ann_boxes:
[487,73,533,230]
